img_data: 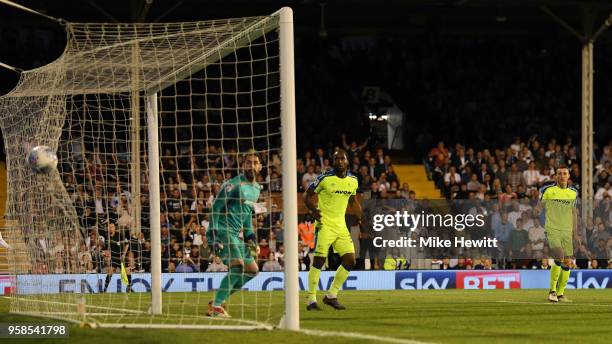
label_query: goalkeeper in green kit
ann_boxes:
[206,153,262,317]
[539,166,578,303]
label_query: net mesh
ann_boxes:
[0,12,286,328]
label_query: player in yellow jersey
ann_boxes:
[303,149,361,311]
[539,166,578,303]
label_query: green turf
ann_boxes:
[2,289,612,343]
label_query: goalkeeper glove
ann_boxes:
[245,233,260,258]
[208,229,224,254]
[212,241,224,255]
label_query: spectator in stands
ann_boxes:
[342,134,369,161]
[262,253,283,272]
[206,255,228,272]
[494,212,513,256]
[429,142,449,168]
[523,162,541,188]
[528,219,546,253]
[274,244,285,267]
[258,238,270,262]
[301,165,317,191]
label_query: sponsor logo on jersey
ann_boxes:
[332,190,352,195]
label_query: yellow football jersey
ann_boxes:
[309,170,358,230]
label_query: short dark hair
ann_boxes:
[333,149,348,159]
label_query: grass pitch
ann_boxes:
[1,289,612,343]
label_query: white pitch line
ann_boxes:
[301,328,435,344]
[494,300,612,307]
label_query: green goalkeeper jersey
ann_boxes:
[539,183,578,232]
[209,174,261,239]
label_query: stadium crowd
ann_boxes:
[46,129,413,277]
[36,132,611,277]
[421,137,612,270]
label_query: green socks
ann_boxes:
[214,266,255,306]
[557,266,570,296]
[328,265,350,298]
[549,261,562,292]
[231,270,255,295]
[308,266,321,303]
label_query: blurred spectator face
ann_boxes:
[307,165,314,174]
[371,182,379,192]
[501,212,508,223]
[484,174,491,183]
[408,191,416,200]
[598,239,606,250]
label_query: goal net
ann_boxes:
[0,8,298,330]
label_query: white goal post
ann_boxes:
[0,7,298,330]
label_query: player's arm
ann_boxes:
[242,212,259,257]
[303,187,321,221]
[341,134,350,150]
[208,183,233,252]
[121,239,129,260]
[349,195,362,225]
[357,136,370,150]
[573,206,579,242]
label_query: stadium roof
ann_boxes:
[0,0,610,37]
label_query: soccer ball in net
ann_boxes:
[26,145,58,173]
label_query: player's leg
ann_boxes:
[103,265,114,292]
[103,252,115,292]
[556,234,574,302]
[229,247,259,295]
[547,230,564,302]
[323,229,355,310]
[209,236,243,317]
[307,227,332,310]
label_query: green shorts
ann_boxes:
[545,229,573,257]
[313,222,355,258]
[215,232,255,266]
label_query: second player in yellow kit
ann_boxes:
[303,149,361,311]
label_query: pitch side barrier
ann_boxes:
[5,269,611,294]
